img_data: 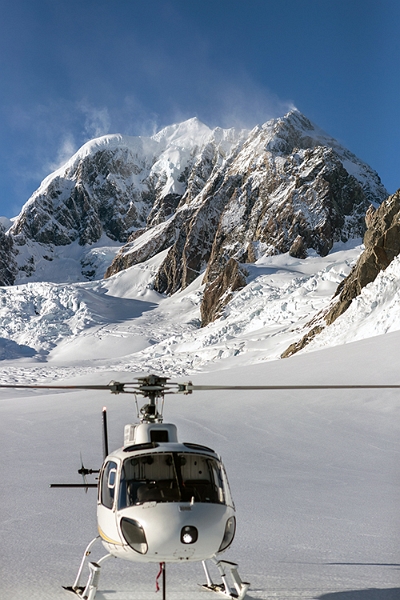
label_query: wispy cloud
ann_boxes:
[211,77,296,130]
[9,100,114,179]
[47,133,77,172]
[163,67,296,131]
[3,76,295,218]
[78,101,111,139]
[104,95,161,138]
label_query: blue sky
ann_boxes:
[0,0,399,218]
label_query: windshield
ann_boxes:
[118,452,226,509]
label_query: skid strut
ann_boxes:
[202,559,250,600]
[63,536,111,600]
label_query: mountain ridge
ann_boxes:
[105,109,387,302]
[1,110,387,294]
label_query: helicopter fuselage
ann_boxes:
[97,423,236,563]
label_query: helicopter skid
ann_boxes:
[201,583,249,600]
[62,560,102,600]
[201,560,249,600]
[63,537,112,600]
[62,586,86,597]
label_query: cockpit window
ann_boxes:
[118,453,226,509]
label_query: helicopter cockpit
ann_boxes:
[116,451,231,508]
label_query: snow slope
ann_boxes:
[0,242,362,375]
[0,336,399,599]
[0,241,400,598]
[2,237,400,377]
[302,252,400,353]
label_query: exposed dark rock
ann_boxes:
[289,235,308,259]
[153,227,187,293]
[326,190,400,324]
[0,225,18,286]
[104,216,181,279]
[146,193,182,227]
[281,190,400,357]
[11,148,152,248]
[281,325,324,358]
[203,142,374,283]
[200,258,248,327]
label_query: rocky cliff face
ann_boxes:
[282,189,400,357]
[7,119,246,283]
[0,225,17,286]
[200,258,248,326]
[3,111,387,295]
[106,111,387,302]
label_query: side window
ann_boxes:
[101,461,118,509]
[221,464,235,509]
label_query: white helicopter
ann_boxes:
[2,374,399,600]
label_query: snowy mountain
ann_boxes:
[0,109,397,369]
[2,110,387,288]
[4,118,248,284]
[106,110,387,296]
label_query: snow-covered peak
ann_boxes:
[151,117,213,148]
[259,108,345,156]
[237,108,386,205]
[28,118,247,205]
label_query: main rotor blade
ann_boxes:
[2,379,400,396]
[0,381,129,393]
[0,383,114,390]
[0,378,175,394]
[184,384,400,391]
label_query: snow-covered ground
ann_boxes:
[0,241,364,378]
[1,337,399,600]
[1,242,400,599]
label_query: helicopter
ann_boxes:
[1,374,400,600]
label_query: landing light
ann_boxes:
[181,526,198,544]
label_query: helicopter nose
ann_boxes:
[180,525,198,544]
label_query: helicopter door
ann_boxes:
[100,461,118,509]
[98,460,125,548]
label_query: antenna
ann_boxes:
[102,407,109,459]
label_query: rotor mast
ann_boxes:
[136,374,170,423]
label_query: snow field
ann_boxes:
[0,336,399,599]
[0,241,362,375]
[1,235,400,598]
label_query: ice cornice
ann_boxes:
[151,117,212,146]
